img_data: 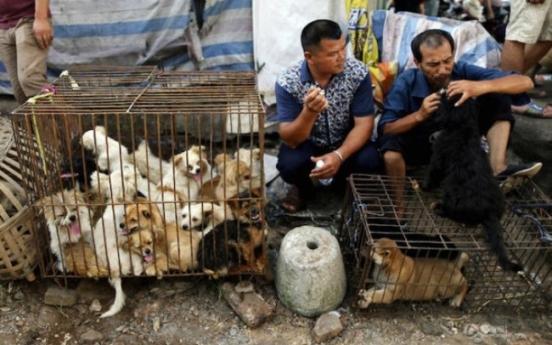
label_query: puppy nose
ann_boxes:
[119,223,125,229]
[145,248,151,255]
[182,224,189,230]
[69,215,76,222]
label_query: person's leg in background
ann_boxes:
[502,0,552,116]
[0,24,28,104]
[15,18,50,102]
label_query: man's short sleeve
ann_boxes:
[350,74,375,117]
[275,82,302,123]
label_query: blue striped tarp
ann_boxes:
[0,0,254,95]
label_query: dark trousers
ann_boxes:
[276,139,383,197]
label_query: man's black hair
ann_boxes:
[301,19,342,53]
[411,29,455,62]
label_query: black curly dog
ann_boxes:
[422,93,523,273]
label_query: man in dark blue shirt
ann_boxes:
[378,29,542,217]
[275,19,382,213]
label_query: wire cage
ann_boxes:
[10,65,267,280]
[340,173,552,312]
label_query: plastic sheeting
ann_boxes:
[253,1,349,104]
[375,10,502,73]
[0,0,254,95]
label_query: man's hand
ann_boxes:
[304,86,328,114]
[418,92,441,121]
[33,18,53,49]
[309,153,341,179]
[446,80,486,106]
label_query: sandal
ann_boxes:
[281,185,305,213]
[513,102,552,119]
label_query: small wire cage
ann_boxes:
[10,65,267,280]
[340,173,552,312]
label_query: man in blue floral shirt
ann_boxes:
[275,19,382,213]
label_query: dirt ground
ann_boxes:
[1,180,552,345]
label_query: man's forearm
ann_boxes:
[279,108,319,148]
[35,0,50,19]
[337,121,372,160]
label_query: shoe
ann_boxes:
[497,162,542,194]
[280,185,305,213]
[497,162,542,179]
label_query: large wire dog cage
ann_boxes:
[11,66,267,280]
[341,174,552,312]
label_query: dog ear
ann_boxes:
[173,155,183,166]
[203,209,213,220]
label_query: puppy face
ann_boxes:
[227,189,263,223]
[40,189,89,244]
[180,202,214,231]
[128,229,156,263]
[120,198,163,235]
[370,238,398,266]
[173,145,210,182]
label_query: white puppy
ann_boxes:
[82,126,130,172]
[38,189,94,273]
[130,140,171,185]
[180,202,232,234]
[156,145,211,224]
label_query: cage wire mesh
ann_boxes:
[11,65,267,280]
[340,174,552,312]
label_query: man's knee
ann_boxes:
[382,150,406,175]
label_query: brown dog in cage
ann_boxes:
[199,153,254,201]
[125,228,170,278]
[357,238,469,308]
[422,93,523,273]
[120,198,219,273]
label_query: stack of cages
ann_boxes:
[340,174,552,312]
[11,65,267,281]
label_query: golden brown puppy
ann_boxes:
[126,228,169,278]
[62,239,109,278]
[213,153,253,201]
[121,199,208,272]
[357,238,468,308]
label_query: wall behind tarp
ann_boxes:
[0,0,254,95]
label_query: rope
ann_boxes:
[27,86,56,175]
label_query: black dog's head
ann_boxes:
[436,93,479,131]
[60,155,97,191]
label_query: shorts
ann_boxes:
[506,0,552,43]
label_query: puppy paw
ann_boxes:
[357,289,373,308]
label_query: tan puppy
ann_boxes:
[357,238,468,308]
[121,199,210,272]
[62,239,109,278]
[212,153,253,201]
[234,147,262,190]
[126,228,169,278]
